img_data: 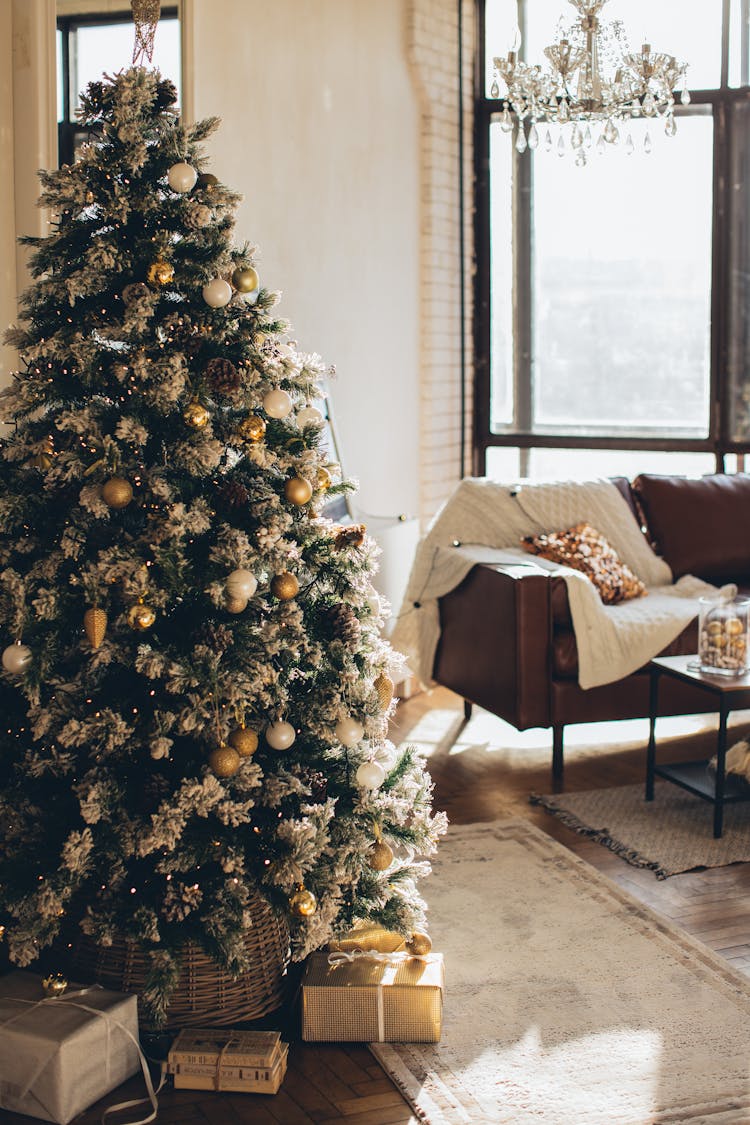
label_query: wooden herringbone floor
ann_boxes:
[2,687,750,1123]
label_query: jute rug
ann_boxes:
[531,780,750,879]
[371,819,750,1124]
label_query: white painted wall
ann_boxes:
[189,0,421,518]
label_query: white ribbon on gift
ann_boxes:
[0,986,166,1125]
[326,948,429,1042]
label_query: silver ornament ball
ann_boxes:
[202,278,233,308]
[2,643,32,674]
[167,162,198,193]
[355,760,386,789]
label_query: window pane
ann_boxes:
[57,30,64,123]
[73,20,181,111]
[526,448,717,481]
[489,122,514,429]
[484,446,718,482]
[531,112,713,438]
[729,0,749,87]
[523,0,720,93]
[728,100,750,441]
[485,0,519,95]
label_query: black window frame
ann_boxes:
[473,0,750,478]
[57,7,179,168]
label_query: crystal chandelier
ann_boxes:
[491,0,690,163]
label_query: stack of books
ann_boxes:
[167,1028,288,1093]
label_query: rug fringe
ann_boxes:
[529,793,670,880]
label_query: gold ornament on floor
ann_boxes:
[228,726,259,758]
[131,0,160,65]
[231,266,260,293]
[83,607,107,649]
[237,414,267,443]
[128,600,156,632]
[209,743,241,778]
[271,572,299,601]
[102,476,133,509]
[42,973,69,998]
[183,401,210,429]
[368,839,394,871]
[374,673,395,710]
[290,884,317,918]
[316,467,332,491]
[284,476,313,506]
[406,932,432,956]
[146,259,175,288]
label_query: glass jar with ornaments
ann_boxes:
[698,585,750,675]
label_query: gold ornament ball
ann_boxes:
[238,414,267,443]
[209,744,242,778]
[406,932,432,956]
[183,401,210,429]
[146,259,175,288]
[228,726,259,758]
[284,476,313,506]
[42,973,69,998]
[317,467,332,491]
[368,840,394,872]
[290,886,317,918]
[374,673,395,710]
[231,266,260,293]
[83,607,107,649]
[102,477,133,509]
[225,595,248,615]
[128,603,156,631]
[271,572,299,601]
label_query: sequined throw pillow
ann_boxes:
[521,522,648,605]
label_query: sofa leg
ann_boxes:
[552,726,564,788]
[463,699,473,721]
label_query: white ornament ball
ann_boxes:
[355,760,386,789]
[266,721,296,750]
[202,278,233,308]
[226,568,258,600]
[335,716,365,748]
[167,162,198,193]
[263,389,293,419]
[241,289,260,306]
[297,405,324,428]
[2,643,32,674]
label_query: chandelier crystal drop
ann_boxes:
[492,0,689,164]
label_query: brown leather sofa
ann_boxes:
[433,473,750,781]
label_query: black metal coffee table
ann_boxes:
[646,655,750,838]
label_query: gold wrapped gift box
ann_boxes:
[301,946,444,1043]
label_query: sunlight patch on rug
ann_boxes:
[371,820,750,1124]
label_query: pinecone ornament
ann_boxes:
[218,480,251,508]
[205,357,241,395]
[195,622,234,652]
[321,602,361,645]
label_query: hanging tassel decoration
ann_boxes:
[131,0,161,65]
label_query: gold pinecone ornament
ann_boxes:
[83,607,107,649]
[374,673,395,710]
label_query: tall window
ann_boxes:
[475,0,750,481]
[57,8,181,166]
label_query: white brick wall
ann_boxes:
[407,0,475,522]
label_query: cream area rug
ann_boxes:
[371,820,750,1124]
[531,781,750,879]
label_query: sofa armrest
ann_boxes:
[433,563,552,730]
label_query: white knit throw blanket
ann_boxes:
[391,478,717,691]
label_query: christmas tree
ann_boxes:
[0,68,445,1023]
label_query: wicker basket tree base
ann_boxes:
[66,892,289,1031]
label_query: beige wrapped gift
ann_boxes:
[301,949,444,1043]
[0,971,140,1124]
